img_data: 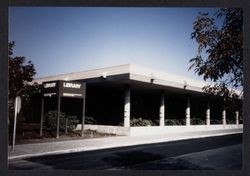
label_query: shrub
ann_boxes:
[226,119,235,124]
[191,118,206,125]
[67,115,79,130]
[45,111,66,130]
[210,119,222,124]
[44,111,79,131]
[165,119,184,126]
[152,119,159,126]
[85,116,97,124]
[130,118,153,126]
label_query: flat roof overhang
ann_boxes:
[34,64,241,99]
[78,73,217,99]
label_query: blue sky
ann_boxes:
[9,7,219,79]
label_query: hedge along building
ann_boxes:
[34,64,243,136]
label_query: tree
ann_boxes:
[8,41,41,124]
[9,41,36,99]
[189,8,243,99]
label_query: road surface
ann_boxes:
[9,133,242,170]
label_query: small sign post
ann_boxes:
[12,96,21,151]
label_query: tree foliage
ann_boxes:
[9,41,41,124]
[202,84,241,112]
[189,8,243,98]
[9,41,37,99]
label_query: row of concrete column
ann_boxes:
[123,87,240,127]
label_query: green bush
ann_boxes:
[165,119,184,126]
[85,116,97,124]
[226,119,235,124]
[210,119,222,124]
[152,119,159,126]
[44,111,79,131]
[130,118,153,126]
[191,118,206,125]
[45,111,66,130]
[67,115,79,130]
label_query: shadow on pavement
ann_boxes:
[9,133,242,170]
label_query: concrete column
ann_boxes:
[235,111,239,125]
[56,96,61,139]
[206,101,210,125]
[65,118,68,134]
[186,97,190,126]
[124,86,130,127]
[159,92,165,126]
[81,95,86,137]
[222,107,226,125]
[40,97,44,136]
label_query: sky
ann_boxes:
[9,7,220,80]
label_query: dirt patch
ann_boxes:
[9,123,117,145]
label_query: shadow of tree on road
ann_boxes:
[102,150,211,170]
[102,150,164,168]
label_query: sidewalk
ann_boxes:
[8,128,243,160]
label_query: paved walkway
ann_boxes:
[8,128,242,160]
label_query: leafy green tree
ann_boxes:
[8,41,40,124]
[189,8,243,98]
[9,41,36,99]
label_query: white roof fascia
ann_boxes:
[129,64,210,93]
[34,64,130,84]
[33,64,241,96]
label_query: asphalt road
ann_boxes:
[8,133,242,170]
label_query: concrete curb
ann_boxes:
[8,131,242,160]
